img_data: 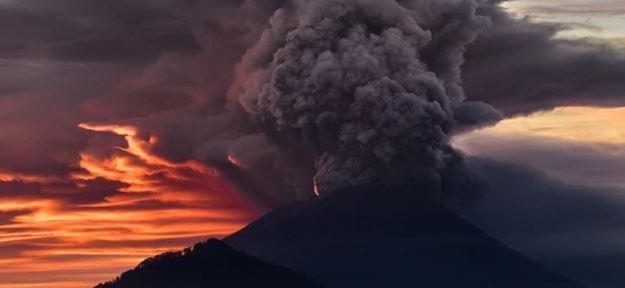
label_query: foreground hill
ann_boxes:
[225,187,585,288]
[94,239,322,288]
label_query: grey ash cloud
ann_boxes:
[228,0,499,194]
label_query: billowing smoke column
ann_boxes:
[228,0,499,195]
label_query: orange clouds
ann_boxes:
[0,123,259,288]
[74,123,233,202]
[0,172,65,185]
[77,123,207,170]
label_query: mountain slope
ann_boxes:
[225,187,584,288]
[94,239,323,288]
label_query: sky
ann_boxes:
[1,0,625,287]
[456,2,625,197]
[454,106,625,189]
[0,122,259,288]
[502,0,625,45]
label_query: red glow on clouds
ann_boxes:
[0,123,259,288]
[313,178,320,197]
[227,155,247,170]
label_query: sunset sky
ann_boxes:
[1,0,625,287]
[455,1,625,188]
[502,0,625,42]
[0,121,259,288]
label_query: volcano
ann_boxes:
[225,187,584,288]
[97,187,584,288]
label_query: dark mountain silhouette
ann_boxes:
[96,187,586,288]
[94,239,323,288]
[225,187,585,288]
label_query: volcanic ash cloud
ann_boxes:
[228,0,499,195]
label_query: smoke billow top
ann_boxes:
[227,0,500,195]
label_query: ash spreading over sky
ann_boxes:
[2,0,624,207]
[183,0,625,204]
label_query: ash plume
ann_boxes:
[2,0,624,207]
[227,0,498,195]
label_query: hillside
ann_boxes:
[94,239,323,288]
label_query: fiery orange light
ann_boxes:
[227,155,247,169]
[78,123,212,174]
[0,123,259,288]
[313,178,320,197]
[0,172,64,184]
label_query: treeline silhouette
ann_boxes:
[95,239,323,288]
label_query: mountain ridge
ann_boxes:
[94,238,323,288]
